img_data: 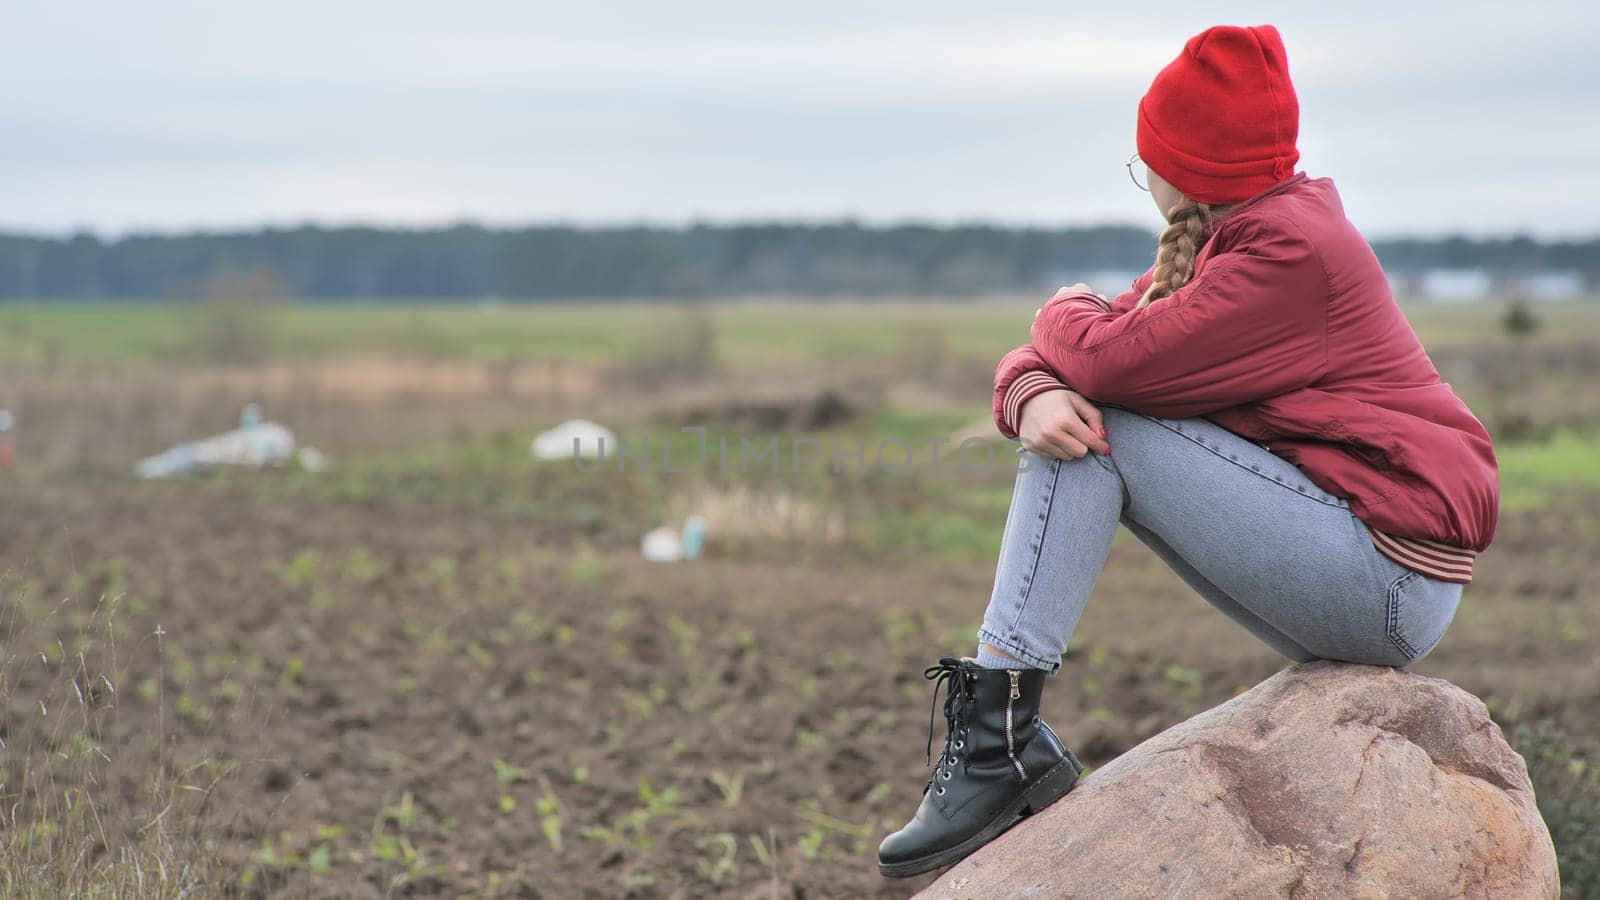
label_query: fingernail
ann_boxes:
[1102,445,1112,455]
[1097,426,1107,439]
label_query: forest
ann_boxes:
[0,225,1592,300]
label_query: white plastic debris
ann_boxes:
[642,517,708,563]
[136,408,298,479]
[531,419,617,461]
[297,446,330,472]
[641,527,682,563]
[680,515,707,560]
[135,443,199,479]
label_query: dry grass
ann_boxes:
[1,357,604,470]
[0,587,256,897]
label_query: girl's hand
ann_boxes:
[1018,390,1110,459]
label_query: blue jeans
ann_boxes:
[978,408,1463,672]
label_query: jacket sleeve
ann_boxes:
[1028,217,1329,419]
[990,269,1156,438]
[992,345,1068,439]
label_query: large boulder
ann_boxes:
[918,661,1559,899]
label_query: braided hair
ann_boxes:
[1136,197,1214,308]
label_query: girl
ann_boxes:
[878,23,1498,878]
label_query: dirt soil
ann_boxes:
[2,476,1597,898]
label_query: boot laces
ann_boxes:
[923,657,973,793]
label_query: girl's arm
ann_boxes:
[991,269,1154,437]
[1029,216,1329,419]
[993,344,1064,439]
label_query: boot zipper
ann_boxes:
[1005,671,1027,780]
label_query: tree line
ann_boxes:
[0,224,1592,301]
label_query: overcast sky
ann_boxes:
[3,1,1596,238]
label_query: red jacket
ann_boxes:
[994,173,1498,556]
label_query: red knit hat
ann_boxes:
[1136,24,1299,205]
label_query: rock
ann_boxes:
[917,661,1559,899]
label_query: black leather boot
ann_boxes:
[877,657,1083,878]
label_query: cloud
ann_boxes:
[1,1,1596,236]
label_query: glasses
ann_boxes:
[1126,153,1151,192]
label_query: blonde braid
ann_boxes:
[1137,198,1213,308]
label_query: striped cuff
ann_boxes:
[1367,527,1475,584]
[1001,370,1069,436]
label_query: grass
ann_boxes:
[0,300,1034,368]
[205,412,1600,569]
[194,402,1600,557]
[6,297,1597,369]
[1512,722,1600,898]
[0,586,237,897]
[196,399,1016,560]
[222,427,654,528]
[1495,430,1600,511]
